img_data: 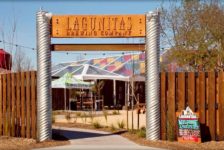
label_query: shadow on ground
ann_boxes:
[52,128,115,140]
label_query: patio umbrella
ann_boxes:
[52,73,94,110]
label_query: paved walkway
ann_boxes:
[34,126,164,150]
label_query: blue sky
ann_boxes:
[0,0,168,67]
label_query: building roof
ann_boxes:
[52,52,146,79]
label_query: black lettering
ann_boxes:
[82,17,87,30]
[74,18,79,30]
[99,17,105,31]
[91,17,96,30]
[120,17,125,30]
[127,17,132,30]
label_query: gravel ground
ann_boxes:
[54,123,224,150]
[0,131,70,150]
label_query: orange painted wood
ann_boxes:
[218,72,224,140]
[6,73,11,136]
[2,74,6,135]
[26,72,31,138]
[167,72,176,140]
[199,72,206,124]
[188,72,196,111]
[51,44,145,51]
[31,71,36,139]
[11,73,15,136]
[160,72,167,140]
[208,72,216,141]
[16,72,21,137]
[51,15,146,38]
[21,72,25,137]
[177,72,185,111]
[0,75,2,135]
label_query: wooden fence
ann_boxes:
[160,72,224,141]
[0,71,37,139]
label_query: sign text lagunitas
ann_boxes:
[51,15,145,38]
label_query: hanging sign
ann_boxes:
[177,107,201,143]
[51,15,145,38]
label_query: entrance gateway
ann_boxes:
[36,10,160,142]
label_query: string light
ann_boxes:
[0,39,146,56]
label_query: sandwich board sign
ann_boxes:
[177,107,201,143]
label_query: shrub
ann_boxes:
[103,109,108,123]
[89,111,95,123]
[75,112,82,117]
[112,110,120,115]
[93,121,102,129]
[81,112,88,124]
[117,120,125,129]
[65,113,71,121]
[52,114,56,123]
[167,120,176,141]
[110,124,116,131]
[137,127,146,138]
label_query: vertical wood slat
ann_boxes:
[21,72,25,137]
[177,72,185,111]
[16,73,21,137]
[31,71,36,139]
[218,72,224,140]
[160,72,167,140]
[26,72,31,138]
[167,72,176,140]
[199,72,206,124]
[2,74,6,135]
[188,72,195,111]
[11,73,15,137]
[7,73,11,136]
[208,72,216,141]
[0,75,2,135]
[199,72,206,140]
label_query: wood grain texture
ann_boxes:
[52,15,146,38]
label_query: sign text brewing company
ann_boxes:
[52,15,146,38]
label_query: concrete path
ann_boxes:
[34,126,164,150]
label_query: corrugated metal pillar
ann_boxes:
[36,9,52,142]
[145,10,161,140]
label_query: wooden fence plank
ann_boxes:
[11,73,15,137]
[26,72,31,138]
[177,72,185,111]
[7,73,11,136]
[31,71,36,139]
[199,72,206,140]
[188,72,196,111]
[199,72,206,123]
[208,72,216,140]
[21,72,25,137]
[167,72,176,140]
[16,72,21,137]
[0,75,2,135]
[196,73,200,112]
[218,72,224,140]
[2,74,6,135]
[208,72,216,141]
[160,72,167,140]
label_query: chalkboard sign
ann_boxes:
[177,107,201,143]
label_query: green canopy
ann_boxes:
[52,73,94,89]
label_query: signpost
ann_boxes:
[51,15,145,38]
[177,107,201,143]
